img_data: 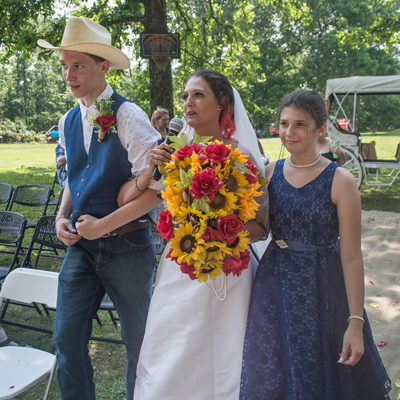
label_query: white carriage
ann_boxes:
[325,75,400,188]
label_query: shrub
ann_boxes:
[0,118,45,143]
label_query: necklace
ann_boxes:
[289,153,322,168]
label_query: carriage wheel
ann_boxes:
[341,148,363,189]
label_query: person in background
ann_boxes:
[317,132,347,165]
[151,107,169,143]
[55,142,67,190]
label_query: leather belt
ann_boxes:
[102,221,148,238]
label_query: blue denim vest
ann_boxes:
[65,91,145,227]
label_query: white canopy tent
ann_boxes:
[326,75,400,98]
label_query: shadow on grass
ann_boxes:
[0,167,56,188]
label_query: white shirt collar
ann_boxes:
[79,83,114,118]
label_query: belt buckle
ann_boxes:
[276,239,288,249]
[102,230,118,238]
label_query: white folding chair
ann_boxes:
[0,268,58,400]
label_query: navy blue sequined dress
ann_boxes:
[240,159,391,400]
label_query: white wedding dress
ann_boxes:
[133,87,269,400]
[133,245,258,400]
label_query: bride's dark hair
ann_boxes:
[185,69,235,139]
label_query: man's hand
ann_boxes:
[76,214,107,240]
[55,217,81,245]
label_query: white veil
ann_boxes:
[230,87,270,270]
[231,87,264,171]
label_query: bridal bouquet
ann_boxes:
[156,133,266,298]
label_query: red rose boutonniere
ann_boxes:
[88,98,117,142]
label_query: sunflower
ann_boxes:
[163,168,181,187]
[194,259,224,283]
[178,157,193,171]
[209,187,237,214]
[189,152,206,175]
[222,169,248,198]
[207,209,229,228]
[175,206,208,231]
[228,230,251,257]
[241,181,263,199]
[237,197,260,222]
[169,222,206,266]
[162,185,185,217]
[204,240,233,261]
[231,147,248,164]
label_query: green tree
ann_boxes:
[0,0,174,115]
[0,52,75,132]
[246,0,400,129]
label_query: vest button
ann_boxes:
[74,209,78,213]
[81,177,85,182]
[86,164,91,169]
[76,192,80,197]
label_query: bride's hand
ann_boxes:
[150,143,174,169]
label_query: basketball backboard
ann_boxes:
[140,32,180,59]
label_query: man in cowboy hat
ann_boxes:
[38,17,162,400]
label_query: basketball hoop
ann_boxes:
[140,32,180,60]
[151,55,171,60]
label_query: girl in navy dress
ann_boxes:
[240,90,391,400]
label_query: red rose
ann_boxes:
[156,210,174,240]
[180,263,197,280]
[240,249,251,271]
[216,214,244,244]
[96,115,116,133]
[245,160,258,183]
[222,249,250,277]
[175,143,205,161]
[190,167,223,203]
[201,227,217,242]
[205,143,231,164]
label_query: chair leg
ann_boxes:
[108,309,119,329]
[93,312,103,326]
[32,302,44,316]
[41,304,51,316]
[43,357,57,400]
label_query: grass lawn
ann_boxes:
[0,133,399,399]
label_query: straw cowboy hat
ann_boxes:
[37,17,130,69]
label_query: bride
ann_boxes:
[120,69,269,399]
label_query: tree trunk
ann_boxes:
[142,0,174,117]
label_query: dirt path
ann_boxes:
[362,210,400,399]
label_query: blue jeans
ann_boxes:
[53,228,156,400]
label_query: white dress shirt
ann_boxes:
[58,83,164,190]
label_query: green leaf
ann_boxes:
[158,164,167,175]
[176,168,193,188]
[232,160,253,175]
[193,197,210,214]
[193,135,213,144]
[258,176,269,186]
[169,132,189,149]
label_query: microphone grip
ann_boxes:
[151,133,176,181]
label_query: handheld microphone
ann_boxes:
[152,117,184,181]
